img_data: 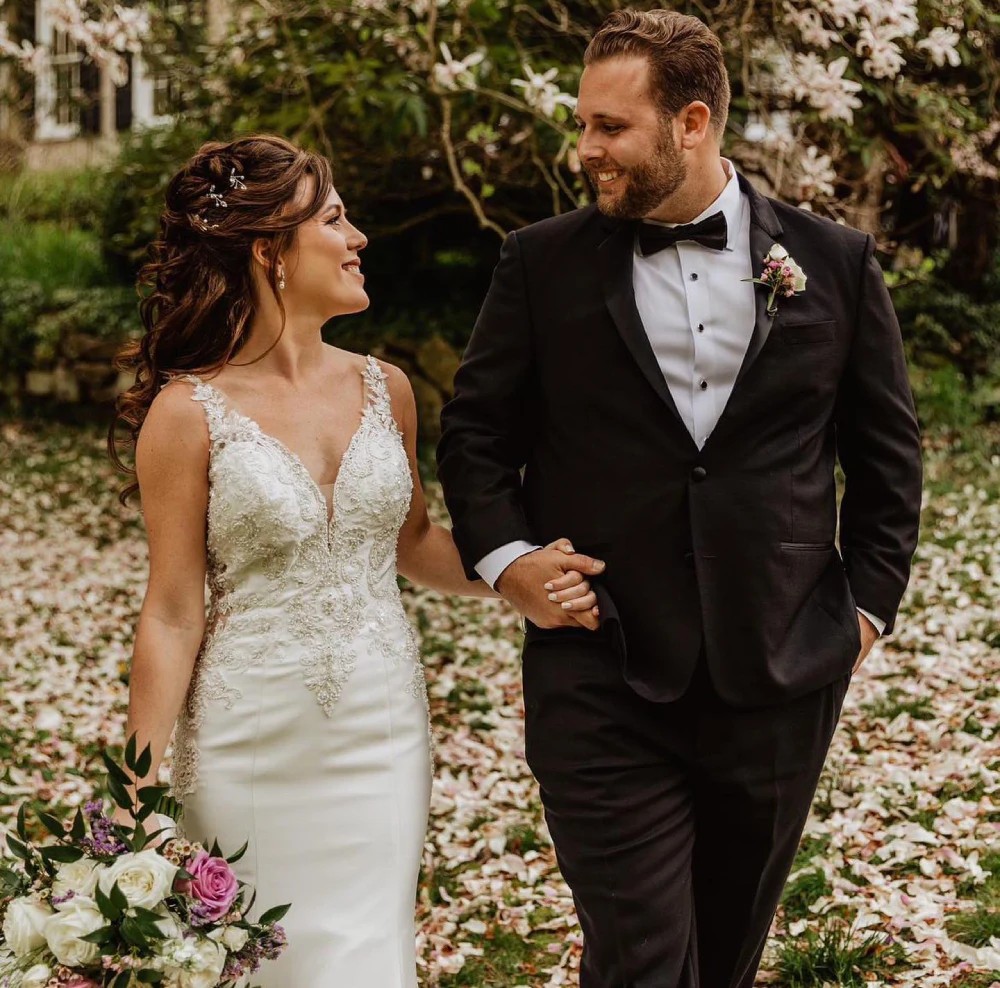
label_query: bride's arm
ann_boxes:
[115,383,210,818]
[385,361,596,613]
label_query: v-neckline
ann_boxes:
[191,358,374,538]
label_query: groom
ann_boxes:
[438,8,922,987]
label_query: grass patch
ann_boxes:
[860,687,936,721]
[781,869,832,921]
[774,918,909,986]
[436,926,563,987]
[946,904,1000,947]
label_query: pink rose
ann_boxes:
[64,979,100,988]
[174,851,239,921]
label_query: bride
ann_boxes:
[106,134,606,986]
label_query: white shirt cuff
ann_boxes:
[475,541,541,590]
[857,607,886,636]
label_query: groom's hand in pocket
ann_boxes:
[496,539,606,631]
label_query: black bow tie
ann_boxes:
[637,211,728,255]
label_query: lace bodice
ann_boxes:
[168,355,427,798]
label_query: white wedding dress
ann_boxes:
[166,355,432,986]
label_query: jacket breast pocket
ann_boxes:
[778,320,836,345]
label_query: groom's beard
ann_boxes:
[588,130,687,220]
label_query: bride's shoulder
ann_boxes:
[140,375,213,454]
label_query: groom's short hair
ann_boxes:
[584,9,730,137]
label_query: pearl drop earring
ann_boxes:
[278,268,286,291]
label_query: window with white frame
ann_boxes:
[50,27,82,129]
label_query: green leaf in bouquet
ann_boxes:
[131,819,148,852]
[137,785,167,807]
[136,971,165,983]
[36,809,68,840]
[112,970,133,988]
[6,833,30,860]
[108,880,130,915]
[120,915,150,950]
[124,734,138,774]
[131,914,168,941]
[226,839,249,864]
[70,807,86,841]
[135,743,153,780]
[0,865,28,896]
[102,750,133,789]
[95,883,124,922]
[39,844,84,864]
[257,903,291,926]
[16,804,28,841]
[209,838,223,858]
[107,775,132,811]
[78,924,116,945]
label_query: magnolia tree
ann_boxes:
[0,0,148,85]
[140,0,998,276]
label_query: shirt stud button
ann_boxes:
[699,380,708,391]
[698,323,705,333]
[690,272,699,281]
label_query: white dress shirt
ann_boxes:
[474,160,885,635]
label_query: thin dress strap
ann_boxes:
[361,355,400,436]
[172,373,228,444]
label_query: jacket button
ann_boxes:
[683,551,695,569]
[691,466,708,482]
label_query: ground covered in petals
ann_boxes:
[1,421,998,986]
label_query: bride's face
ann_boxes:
[284,184,370,319]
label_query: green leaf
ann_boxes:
[132,819,148,851]
[70,807,86,841]
[136,971,165,984]
[6,833,30,860]
[137,785,167,807]
[113,970,133,988]
[39,844,84,864]
[226,839,249,864]
[107,775,132,811]
[36,810,68,840]
[109,880,129,914]
[258,903,291,926]
[102,750,133,788]
[209,838,222,858]
[121,915,150,950]
[94,884,121,922]
[135,743,153,780]
[124,735,138,774]
[16,804,27,841]
[78,925,116,944]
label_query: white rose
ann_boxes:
[786,257,807,292]
[43,897,104,967]
[98,850,178,910]
[150,904,183,940]
[213,925,248,952]
[53,858,106,906]
[1,897,53,957]
[180,937,227,988]
[21,963,53,988]
[767,243,789,261]
[158,936,227,988]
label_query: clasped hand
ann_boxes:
[496,539,606,632]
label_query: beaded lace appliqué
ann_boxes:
[168,356,430,798]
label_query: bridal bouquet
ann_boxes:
[0,736,288,988]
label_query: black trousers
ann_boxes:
[521,630,851,988]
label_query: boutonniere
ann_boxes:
[744,244,807,316]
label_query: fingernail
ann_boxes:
[561,602,572,609]
[595,560,606,571]
[564,545,574,553]
[548,592,558,601]
[544,582,554,591]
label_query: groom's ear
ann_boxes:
[678,101,715,149]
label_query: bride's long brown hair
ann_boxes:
[108,134,334,504]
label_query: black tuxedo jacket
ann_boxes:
[437,173,923,707]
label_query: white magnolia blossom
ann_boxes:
[917,26,962,67]
[782,4,841,49]
[510,63,577,118]
[856,24,906,78]
[432,42,484,91]
[787,52,864,123]
[795,144,838,198]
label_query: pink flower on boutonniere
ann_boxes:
[744,244,807,316]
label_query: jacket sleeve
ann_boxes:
[437,230,536,580]
[835,233,923,634]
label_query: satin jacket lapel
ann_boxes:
[598,220,689,436]
[734,176,784,389]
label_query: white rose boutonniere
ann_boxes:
[744,243,807,315]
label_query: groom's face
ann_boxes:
[575,55,686,219]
